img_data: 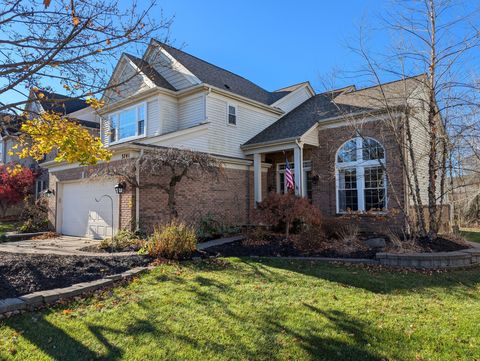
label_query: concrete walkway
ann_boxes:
[0,236,136,257]
[197,235,245,250]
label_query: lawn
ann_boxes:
[0,259,479,360]
[0,222,17,237]
[461,228,480,243]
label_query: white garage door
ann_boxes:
[59,180,119,239]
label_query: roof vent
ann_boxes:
[224,84,231,90]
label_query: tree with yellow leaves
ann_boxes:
[12,112,111,166]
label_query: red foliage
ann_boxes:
[255,192,322,238]
[0,164,36,215]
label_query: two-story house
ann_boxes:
[43,40,438,239]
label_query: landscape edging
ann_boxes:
[0,266,153,318]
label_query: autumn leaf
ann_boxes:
[43,0,51,8]
[62,309,73,315]
[72,16,80,26]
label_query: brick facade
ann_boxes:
[265,121,408,234]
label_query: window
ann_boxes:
[108,104,146,143]
[227,104,237,125]
[35,180,47,199]
[336,137,387,213]
[277,161,313,201]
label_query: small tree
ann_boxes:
[255,192,323,238]
[96,147,222,221]
[0,164,36,217]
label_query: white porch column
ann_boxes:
[253,153,262,206]
[294,143,304,197]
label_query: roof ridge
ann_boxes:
[351,74,426,94]
[152,39,272,93]
[274,81,311,93]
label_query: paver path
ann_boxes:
[0,236,136,257]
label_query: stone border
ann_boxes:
[3,231,49,242]
[376,247,480,269]
[0,266,152,319]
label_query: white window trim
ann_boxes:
[276,160,312,196]
[226,103,237,127]
[35,179,46,200]
[335,137,388,214]
[108,102,148,145]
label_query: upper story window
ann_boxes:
[336,137,387,213]
[227,104,237,126]
[109,103,146,143]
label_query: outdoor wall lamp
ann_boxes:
[43,189,55,198]
[114,182,126,195]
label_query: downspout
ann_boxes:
[135,150,143,231]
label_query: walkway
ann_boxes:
[0,236,136,257]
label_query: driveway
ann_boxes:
[0,236,136,257]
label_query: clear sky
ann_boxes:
[6,0,478,107]
[157,0,387,92]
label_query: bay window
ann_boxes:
[336,137,387,213]
[108,103,146,143]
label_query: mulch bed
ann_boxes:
[205,235,470,259]
[0,252,151,299]
[205,238,377,259]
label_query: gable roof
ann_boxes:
[153,40,293,105]
[36,90,89,115]
[243,76,424,147]
[124,53,176,91]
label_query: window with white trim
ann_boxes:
[227,104,237,125]
[108,103,146,143]
[336,137,387,213]
[277,161,313,200]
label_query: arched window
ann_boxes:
[336,137,387,213]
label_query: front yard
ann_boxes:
[0,258,479,360]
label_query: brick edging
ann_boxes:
[0,266,153,319]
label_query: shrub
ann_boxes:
[100,229,142,251]
[255,192,322,238]
[141,220,197,259]
[196,213,241,242]
[19,196,49,233]
[292,224,327,253]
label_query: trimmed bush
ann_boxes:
[141,220,197,259]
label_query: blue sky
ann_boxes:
[10,0,480,107]
[157,0,387,92]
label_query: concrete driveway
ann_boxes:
[0,236,136,257]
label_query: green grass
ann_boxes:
[461,228,480,243]
[0,222,18,238]
[1,259,479,360]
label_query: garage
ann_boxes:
[58,180,119,239]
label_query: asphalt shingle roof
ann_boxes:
[37,90,89,115]
[243,76,424,147]
[124,53,176,91]
[154,40,292,105]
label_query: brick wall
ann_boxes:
[264,121,408,234]
[138,165,261,232]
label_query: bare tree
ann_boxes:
[327,0,480,239]
[95,147,223,222]
[0,0,172,115]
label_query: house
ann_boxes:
[43,40,441,239]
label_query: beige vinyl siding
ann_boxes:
[146,48,199,90]
[272,86,312,114]
[158,95,178,134]
[206,93,280,158]
[179,95,205,130]
[146,98,160,137]
[104,61,152,105]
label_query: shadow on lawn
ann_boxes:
[241,258,480,296]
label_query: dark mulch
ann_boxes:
[416,236,470,252]
[79,244,142,253]
[205,238,377,259]
[0,252,151,299]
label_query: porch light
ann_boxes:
[43,189,55,198]
[114,182,126,195]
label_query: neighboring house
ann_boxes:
[43,39,442,239]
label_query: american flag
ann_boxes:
[285,159,295,192]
